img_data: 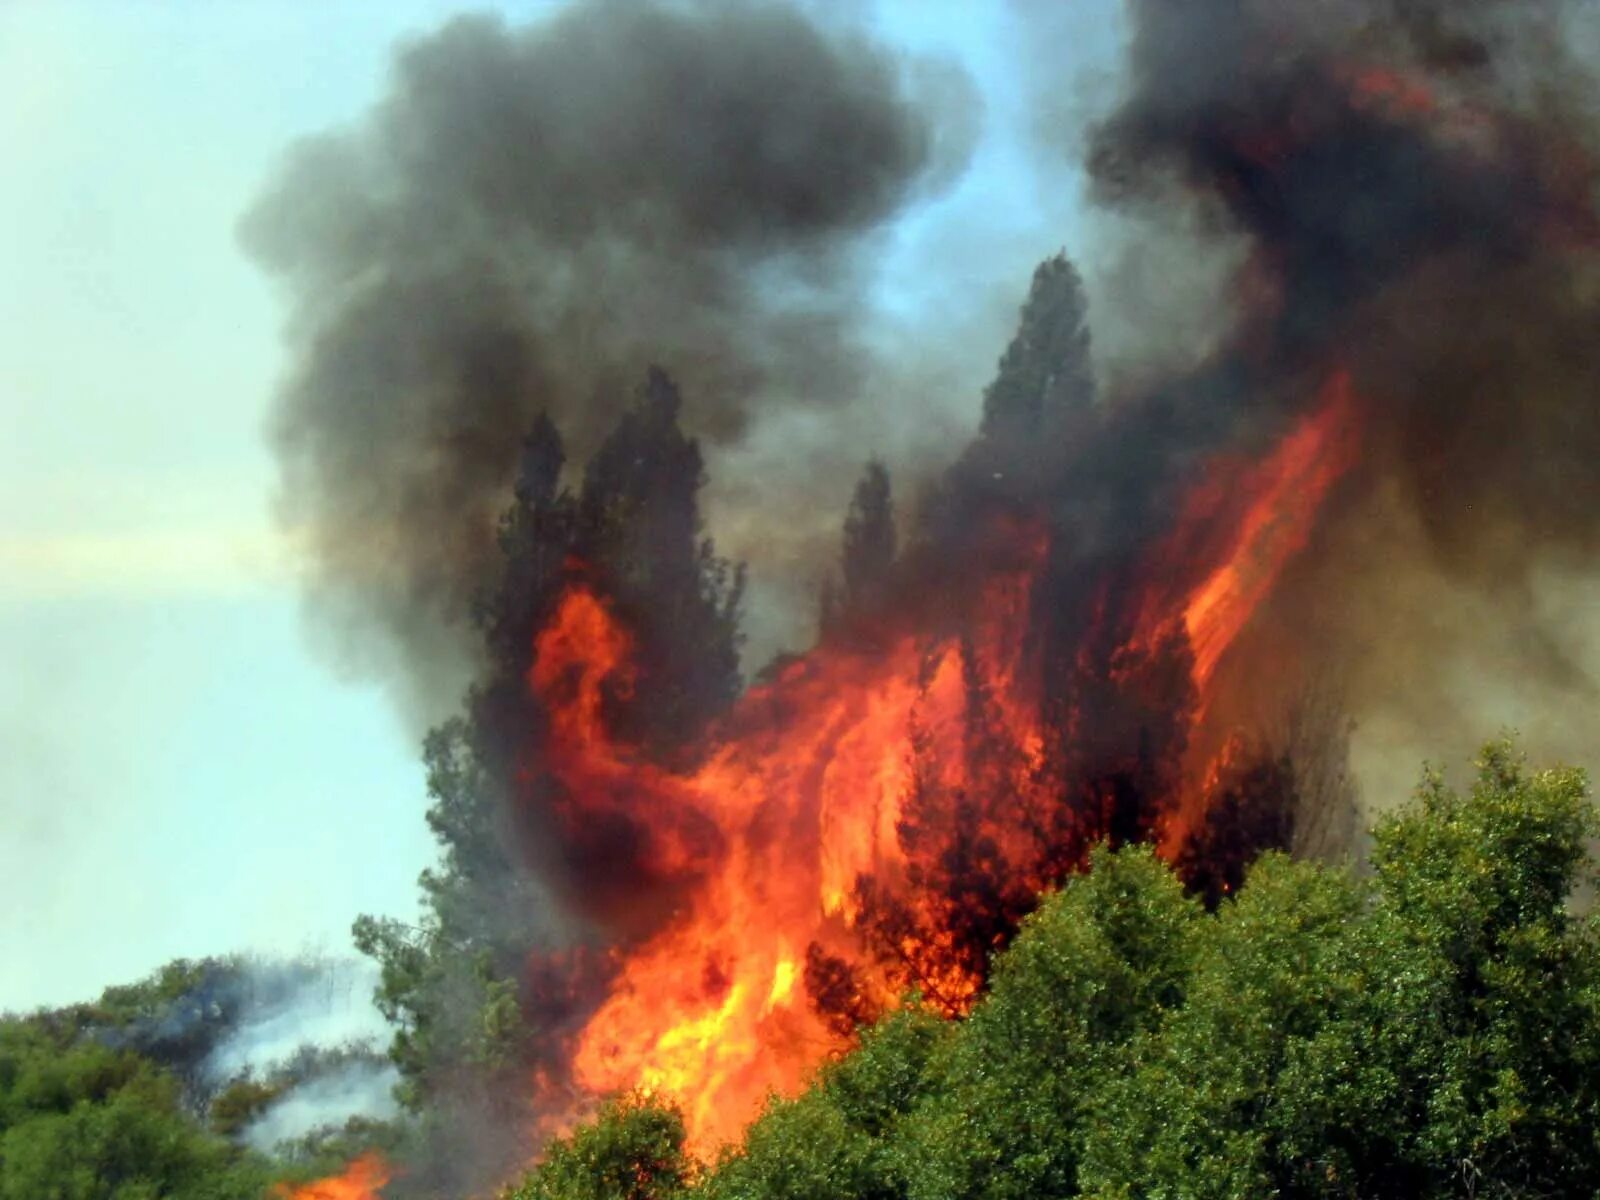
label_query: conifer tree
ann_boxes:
[979,253,1094,453]
[841,459,896,617]
[576,366,744,753]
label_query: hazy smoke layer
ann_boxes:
[243,0,974,718]
[207,959,398,1153]
[202,958,391,1082]
[244,1060,400,1153]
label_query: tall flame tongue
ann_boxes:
[1129,370,1362,706]
[1127,371,1363,853]
[272,1154,391,1200]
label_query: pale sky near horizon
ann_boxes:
[1,1,1124,1012]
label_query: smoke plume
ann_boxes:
[243,0,976,718]
[1055,0,1600,798]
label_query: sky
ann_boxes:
[0,0,1124,1012]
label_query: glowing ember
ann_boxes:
[1347,65,1438,116]
[272,1153,390,1200]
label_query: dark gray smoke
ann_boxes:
[243,0,977,718]
[1070,0,1600,800]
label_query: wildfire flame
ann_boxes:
[1130,370,1362,699]
[537,531,1050,1150]
[272,1153,391,1200]
[523,373,1361,1153]
[253,0,1600,1185]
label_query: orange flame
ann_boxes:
[532,534,1050,1153]
[1130,370,1361,704]
[272,1153,391,1200]
[526,374,1361,1155]
[1181,372,1360,691]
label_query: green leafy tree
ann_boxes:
[902,845,1199,1200]
[1273,741,1600,1199]
[1078,852,1366,1199]
[352,718,552,1117]
[0,1023,274,1200]
[503,1096,690,1200]
[704,1006,949,1200]
[1080,739,1600,1200]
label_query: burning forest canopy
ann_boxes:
[246,0,1600,1189]
[12,0,1600,1198]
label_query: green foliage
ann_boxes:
[352,718,549,1119]
[0,1021,274,1200]
[704,1006,949,1200]
[901,845,1200,1200]
[91,960,213,1029]
[0,1031,140,1131]
[1079,738,1600,1200]
[207,1076,284,1138]
[0,956,410,1199]
[503,1096,690,1200]
[1079,852,1367,1198]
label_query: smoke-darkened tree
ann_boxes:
[835,254,1141,1018]
[842,459,896,612]
[979,253,1094,465]
[1174,745,1298,909]
[576,367,745,756]
[473,413,578,770]
[823,459,898,635]
[1061,610,1197,852]
[918,251,1096,559]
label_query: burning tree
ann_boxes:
[353,368,746,1188]
[353,235,1338,1170]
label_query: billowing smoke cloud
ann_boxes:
[243,0,977,719]
[1069,0,1600,799]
